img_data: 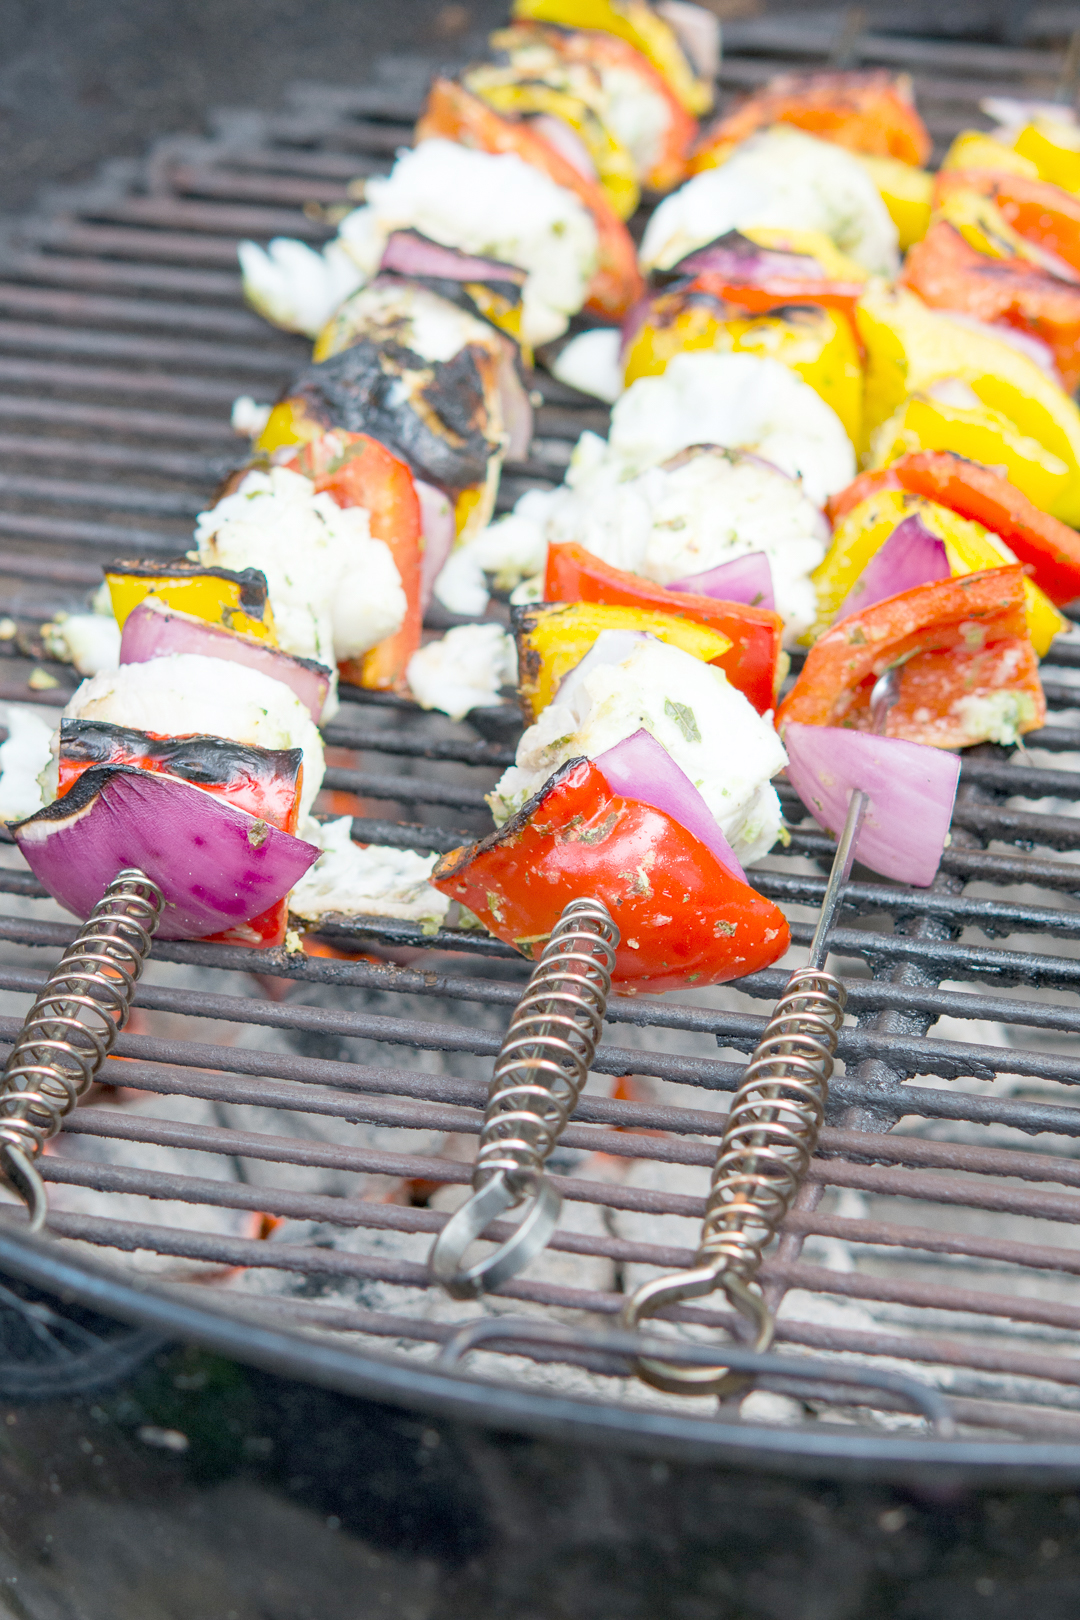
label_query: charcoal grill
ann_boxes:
[1,12,1080,1487]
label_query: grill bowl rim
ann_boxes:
[5,1223,1080,1486]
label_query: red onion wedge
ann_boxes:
[379,230,526,287]
[415,480,457,612]
[835,515,951,622]
[13,765,319,940]
[673,231,827,284]
[119,598,331,722]
[784,722,960,886]
[668,551,775,611]
[595,727,746,882]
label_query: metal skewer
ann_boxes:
[430,896,618,1299]
[622,668,902,1395]
[0,869,163,1231]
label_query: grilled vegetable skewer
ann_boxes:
[0,869,163,1230]
[430,896,618,1298]
[620,667,901,1395]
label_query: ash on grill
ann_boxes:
[2,24,1080,1442]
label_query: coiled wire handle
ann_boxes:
[430,896,619,1299]
[0,868,163,1231]
[622,968,846,1395]
[622,666,900,1396]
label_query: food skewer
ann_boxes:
[430,896,618,1299]
[621,666,901,1394]
[0,870,163,1231]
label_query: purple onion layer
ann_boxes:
[119,600,331,722]
[784,722,960,887]
[835,515,951,621]
[379,229,524,285]
[13,766,320,940]
[595,727,746,882]
[667,551,775,611]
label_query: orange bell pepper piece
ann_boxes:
[900,220,1080,391]
[827,450,1080,606]
[287,431,423,692]
[777,565,1045,749]
[416,77,644,321]
[691,70,932,172]
[544,540,783,714]
[432,757,790,992]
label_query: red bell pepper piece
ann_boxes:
[544,541,783,715]
[287,430,423,693]
[57,723,304,948]
[888,449,1080,606]
[826,450,1080,605]
[825,467,903,525]
[56,725,302,832]
[432,757,790,993]
[776,564,1046,749]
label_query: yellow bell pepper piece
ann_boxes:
[940,510,1068,659]
[811,488,923,635]
[465,66,639,219]
[624,300,862,444]
[514,601,731,718]
[453,479,498,545]
[463,281,532,363]
[511,0,712,116]
[869,394,1071,516]
[1013,120,1080,193]
[105,563,277,643]
[852,155,933,250]
[690,138,735,174]
[856,281,1080,522]
[941,131,1039,179]
[621,293,720,380]
[255,397,323,454]
[810,488,1066,655]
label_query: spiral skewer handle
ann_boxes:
[622,666,900,1395]
[430,897,619,1299]
[622,967,845,1394]
[0,869,163,1230]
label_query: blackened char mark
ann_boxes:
[433,756,589,883]
[60,721,302,790]
[286,337,495,492]
[422,343,489,447]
